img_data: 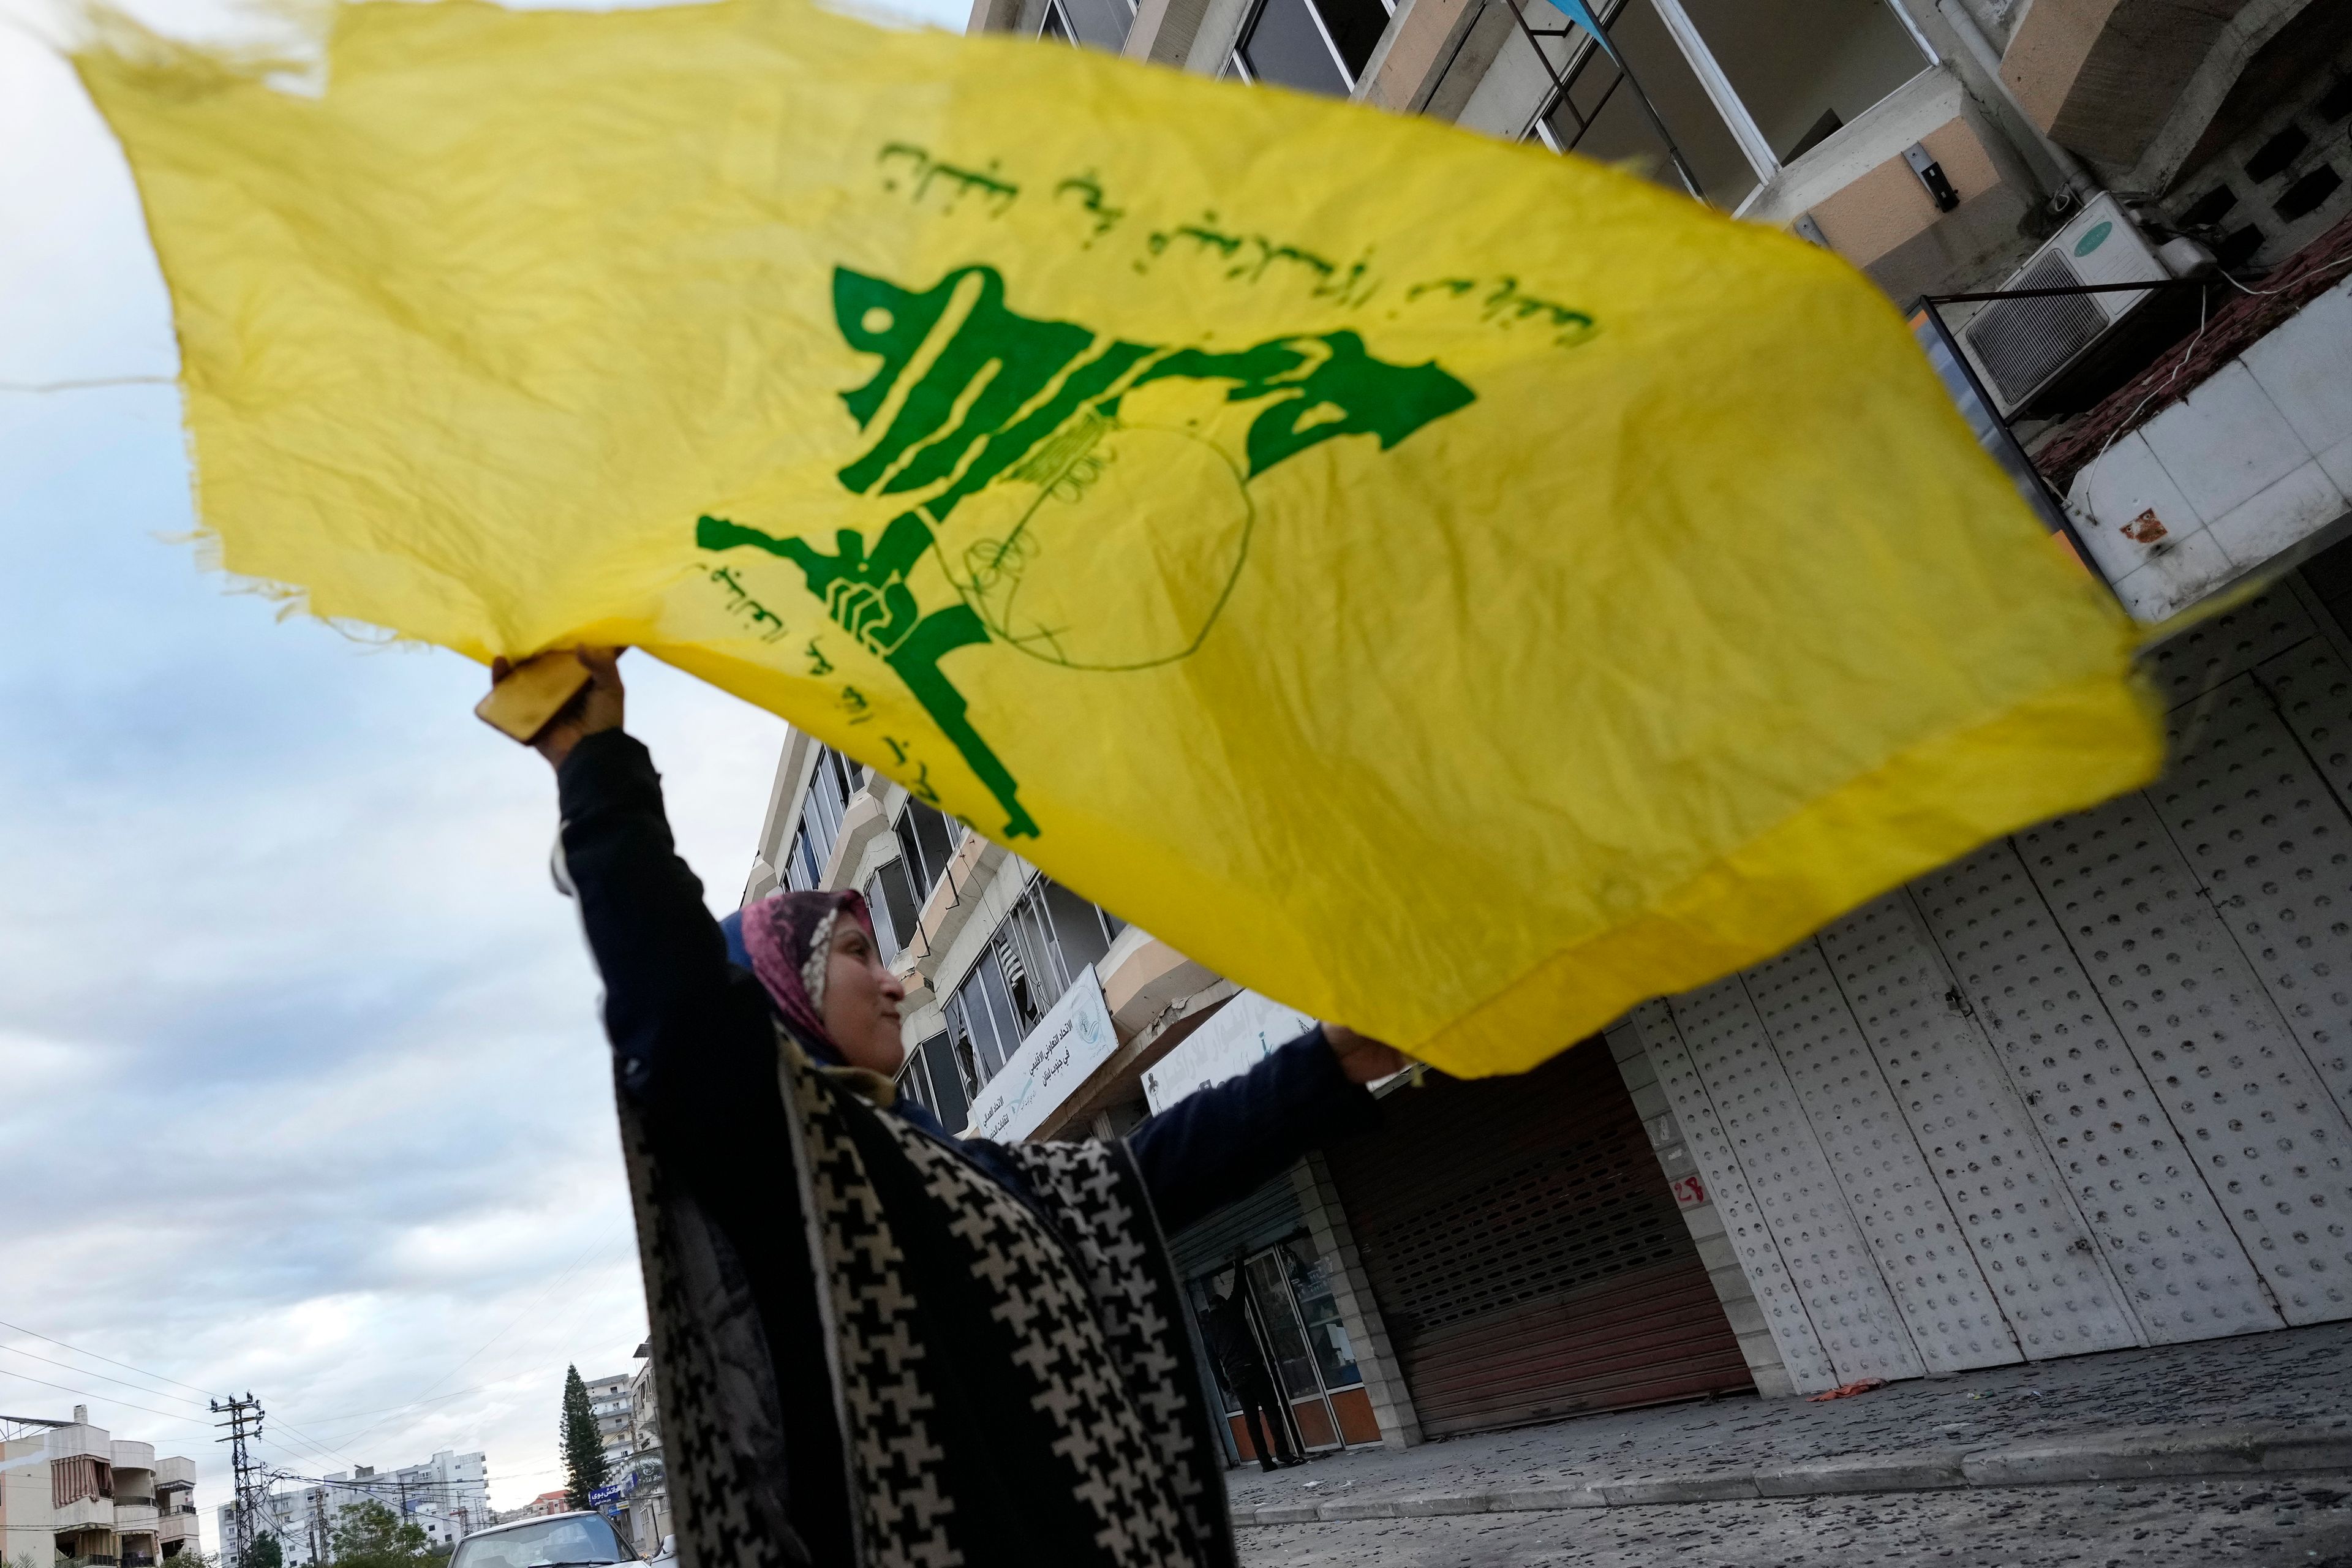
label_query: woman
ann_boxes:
[506,649,1404,1568]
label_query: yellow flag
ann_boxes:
[77,0,2160,1077]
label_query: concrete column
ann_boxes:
[1287,1154,1423,1449]
[1605,1022,1796,1399]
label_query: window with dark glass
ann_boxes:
[787,745,862,890]
[892,799,960,908]
[1230,0,1392,95]
[1041,0,1136,50]
[1535,0,1757,207]
[918,1030,968,1129]
[1673,0,1927,164]
[864,858,921,963]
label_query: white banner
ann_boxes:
[962,964,1118,1142]
[1140,990,1318,1114]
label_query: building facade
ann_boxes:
[0,1410,198,1568]
[221,1450,488,1567]
[579,1376,633,1478]
[614,1346,669,1555]
[737,0,2352,1461]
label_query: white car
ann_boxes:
[449,1513,638,1568]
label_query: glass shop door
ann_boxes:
[1185,1267,1306,1463]
[1242,1242,1360,1453]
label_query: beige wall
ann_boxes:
[2002,0,2263,167]
[1805,113,2003,268]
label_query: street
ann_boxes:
[1237,1479,2352,1567]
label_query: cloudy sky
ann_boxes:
[0,0,962,1539]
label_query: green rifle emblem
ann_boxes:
[700,263,1474,838]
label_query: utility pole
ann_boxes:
[210,1395,265,1568]
[311,1485,326,1568]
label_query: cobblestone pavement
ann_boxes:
[1226,1321,2352,1513]
[1237,1477,2352,1566]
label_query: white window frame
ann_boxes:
[1226,0,1399,93]
[1524,0,1939,208]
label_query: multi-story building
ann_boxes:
[746,0,2352,1466]
[222,1450,489,1567]
[579,1374,633,1477]
[0,1409,198,1568]
[617,1346,668,1555]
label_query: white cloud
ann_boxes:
[0,0,831,1527]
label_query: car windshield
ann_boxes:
[453,1518,631,1568]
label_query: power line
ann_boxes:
[0,375,176,393]
[0,1317,221,1399]
[334,1220,630,1456]
[0,1343,213,1408]
[0,1365,216,1428]
[288,1379,545,1429]
[0,1319,357,1476]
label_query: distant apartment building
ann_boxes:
[0,1409,198,1568]
[617,1347,668,1554]
[579,1375,633,1476]
[219,1450,488,1567]
[744,0,2352,1472]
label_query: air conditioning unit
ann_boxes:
[1959,193,2168,416]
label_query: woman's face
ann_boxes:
[821,914,907,1077]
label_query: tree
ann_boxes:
[325,1502,435,1568]
[560,1365,609,1510]
[243,1538,282,1568]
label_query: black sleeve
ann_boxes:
[555,729,766,1115]
[1125,1027,1381,1235]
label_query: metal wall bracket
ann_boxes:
[1904,142,1961,212]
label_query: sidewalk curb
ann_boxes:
[1230,1425,2352,1528]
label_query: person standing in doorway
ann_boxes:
[1200,1266,1301,1472]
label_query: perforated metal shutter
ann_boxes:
[1322,1041,1751,1435]
[1639,579,2352,1379]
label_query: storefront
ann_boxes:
[1166,1172,1386,1462]
[1322,1037,1753,1436]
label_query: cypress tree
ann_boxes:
[560,1365,610,1509]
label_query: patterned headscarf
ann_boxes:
[737,889,876,1063]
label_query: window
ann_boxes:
[1528,0,1758,206]
[917,1030,969,1129]
[1227,0,1393,94]
[940,874,1124,1096]
[1039,0,1136,50]
[1673,0,1929,165]
[1518,0,1931,208]
[892,798,961,908]
[783,747,862,891]
[864,858,921,963]
[895,1030,971,1129]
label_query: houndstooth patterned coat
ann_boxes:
[617,1033,1237,1568]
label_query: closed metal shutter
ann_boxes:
[1167,1173,1306,1281]
[1324,1041,1751,1435]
